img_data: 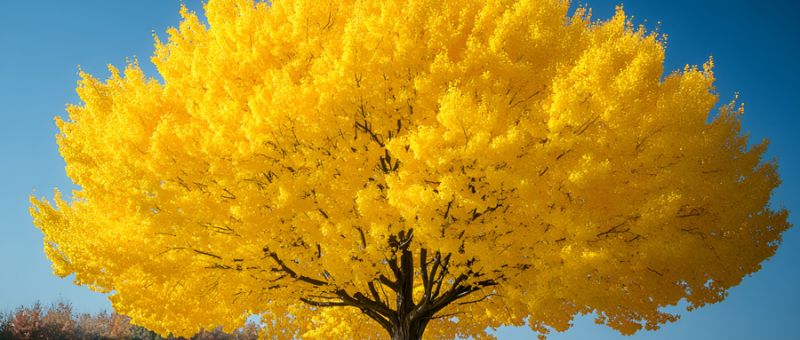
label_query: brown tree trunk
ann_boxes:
[282,230,499,340]
[390,237,429,340]
[390,319,427,340]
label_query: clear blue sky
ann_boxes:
[1,1,798,339]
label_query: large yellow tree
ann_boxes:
[31,0,789,339]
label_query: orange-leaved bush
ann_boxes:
[31,0,789,339]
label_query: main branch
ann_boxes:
[266,231,499,340]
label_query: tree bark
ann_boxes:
[390,319,427,340]
[390,232,428,340]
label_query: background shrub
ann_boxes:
[0,302,258,340]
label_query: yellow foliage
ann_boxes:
[31,0,789,339]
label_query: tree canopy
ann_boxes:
[31,0,789,339]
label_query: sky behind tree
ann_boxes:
[1,1,797,339]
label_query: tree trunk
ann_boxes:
[390,242,429,340]
[390,319,428,340]
[288,230,498,340]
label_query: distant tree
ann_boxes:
[0,302,258,339]
[31,0,789,339]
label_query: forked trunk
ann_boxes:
[286,231,499,340]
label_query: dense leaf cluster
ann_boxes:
[30,0,789,339]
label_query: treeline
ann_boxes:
[0,302,258,340]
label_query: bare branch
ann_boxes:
[458,293,496,306]
[300,298,349,307]
[420,248,430,301]
[368,281,382,304]
[379,274,398,291]
[597,221,630,238]
[355,226,367,249]
[193,249,222,259]
[264,248,328,286]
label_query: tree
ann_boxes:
[30,0,790,339]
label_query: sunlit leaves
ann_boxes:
[31,0,788,339]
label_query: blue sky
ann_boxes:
[1,1,798,339]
